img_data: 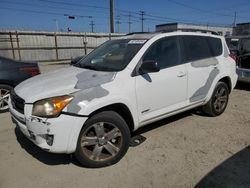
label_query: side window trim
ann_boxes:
[179,36,188,64]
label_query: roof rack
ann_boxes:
[125,32,152,36]
[160,28,219,35]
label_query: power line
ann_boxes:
[38,0,110,10]
[167,0,250,20]
[1,0,110,15]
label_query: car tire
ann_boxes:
[0,84,13,113]
[75,111,131,168]
[202,82,229,117]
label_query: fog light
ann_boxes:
[46,135,54,146]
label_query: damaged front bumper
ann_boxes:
[9,99,88,154]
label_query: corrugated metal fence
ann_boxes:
[0,30,125,62]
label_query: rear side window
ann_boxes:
[207,37,222,56]
[182,36,211,62]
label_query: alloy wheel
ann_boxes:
[80,122,123,162]
[0,89,10,111]
[213,87,228,113]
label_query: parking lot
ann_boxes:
[0,64,250,188]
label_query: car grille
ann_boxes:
[10,90,25,114]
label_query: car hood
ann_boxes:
[14,66,116,103]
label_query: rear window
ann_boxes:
[182,36,211,62]
[207,37,222,57]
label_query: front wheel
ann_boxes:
[75,111,130,168]
[202,82,229,117]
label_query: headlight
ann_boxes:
[32,95,73,118]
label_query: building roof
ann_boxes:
[156,22,232,29]
[236,22,250,26]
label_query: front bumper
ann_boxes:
[236,67,250,83]
[9,99,88,154]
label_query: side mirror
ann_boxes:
[70,55,84,65]
[139,60,160,74]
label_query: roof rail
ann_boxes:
[125,32,151,36]
[160,28,219,35]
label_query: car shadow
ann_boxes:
[235,81,250,91]
[132,110,192,136]
[195,146,250,188]
[14,110,193,167]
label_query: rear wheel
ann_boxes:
[0,84,13,113]
[202,82,229,116]
[75,111,130,168]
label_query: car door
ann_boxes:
[135,36,188,124]
[181,36,219,103]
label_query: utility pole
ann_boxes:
[90,20,95,32]
[139,11,145,32]
[54,19,59,32]
[110,0,114,33]
[233,11,237,27]
[116,16,121,33]
[128,12,132,33]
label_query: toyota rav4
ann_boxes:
[9,32,238,168]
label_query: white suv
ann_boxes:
[9,32,238,168]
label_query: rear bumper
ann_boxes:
[9,99,88,154]
[236,67,250,83]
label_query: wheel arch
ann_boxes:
[0,80,15,87]
[87,103,135,132]
[218,76,232,93]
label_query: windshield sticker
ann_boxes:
[128,40,147,44]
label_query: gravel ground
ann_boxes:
[0,64,249,188]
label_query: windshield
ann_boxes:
[74,39,146,72]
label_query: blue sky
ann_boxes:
[0,0,250,33]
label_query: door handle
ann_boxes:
[177,72,186,77]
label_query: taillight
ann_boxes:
[20,67,40,76]
[229,53,237,61]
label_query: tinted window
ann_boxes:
[182,36,211,62]
[207,37,222,56]
[143,36,180,69]
[76,39,145,72]
[241,38,250,53]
